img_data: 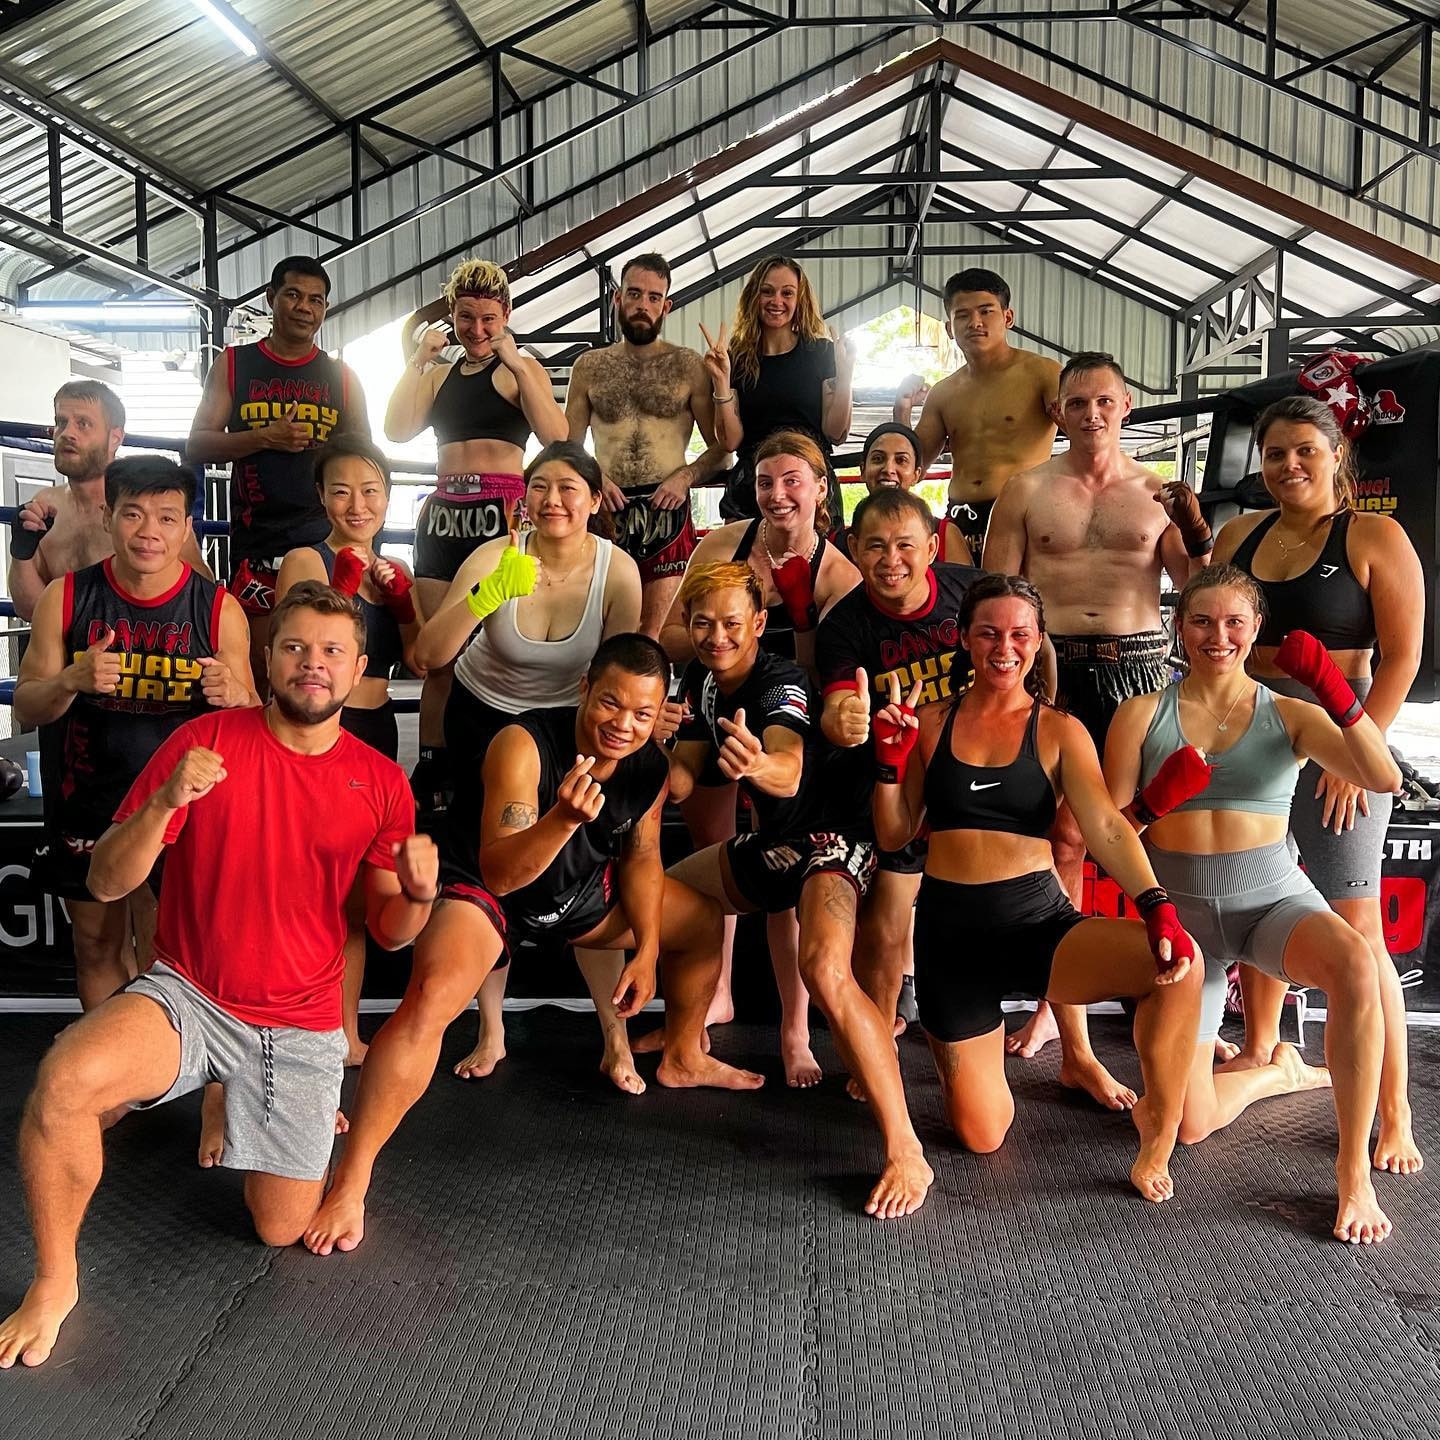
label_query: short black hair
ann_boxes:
[851,486,934,539]
[103,455,196,516]
[1057,350,1127,392]
[314,434,392,494]
[943,268,1011,311]
[269,255,331,297]
[586,632,671,691]
[620,253,672,289]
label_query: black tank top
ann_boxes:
[732,519,826,662]
[1230,509,1375,650]
[501,706,668,931]
[924,698,1057,839]
[226,341,353,561]
[311,545,404,680]
[54,559,223,835]
[429,360,531,450]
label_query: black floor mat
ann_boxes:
[2,1011,1438,1439]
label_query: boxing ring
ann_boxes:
[2,416,1440,1440]
[1,405,1439,1019]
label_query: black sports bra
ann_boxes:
[732,518,826,661]
[430,360,531,449]
[1229,509,1375,651]
[924,698,1057,839]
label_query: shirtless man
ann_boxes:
[566,252,729,637]
[898,269,1060,561]
[10,381,208,621]
[983,352,1214,1098]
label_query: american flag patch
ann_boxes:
[761,683,810,726]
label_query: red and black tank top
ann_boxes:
[54,559,224,836]
[225,340,353,562]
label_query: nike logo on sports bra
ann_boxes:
[969,780,1001,791]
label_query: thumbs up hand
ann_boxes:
[68,625,122,696]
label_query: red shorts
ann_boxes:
[613,486,698,582]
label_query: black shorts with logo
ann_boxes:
[725,831,876,915]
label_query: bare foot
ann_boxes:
[846,1076,866,1103]
[1374,1106,1424,1176]
[452,1037,506,1080]
[1129,1096,1176,1203]
[1271,1043,1332,1095]
[600,1044,646,1095]
[1005,1003,1058,1058]
[1334,1176,1392,1245]
[344,1038,368,1068]
[864,1147,933,1219]
[1218,1042,1278,1075]
[335,1109,350,1134]
[633,1025,709,1057]
[782,1034,822,1089]
[1212,1036,1240,1064]
[0,1276,79,1369]
[705,990,735,1027]
[1059,1054,1137,1112]
[631,1026,665,1055]
[657,1052,764,1090]
[198,1082,225,1168]
[303,1188,366,1256]
[892,1013,907,1039]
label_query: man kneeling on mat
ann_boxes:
[0,582,433,1370]
[304,630,761,1256]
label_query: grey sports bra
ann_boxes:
[1139,682,1297,817]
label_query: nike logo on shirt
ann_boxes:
[348,779,368,788]
[969,780,1000,791]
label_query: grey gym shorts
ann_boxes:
[127,961,346,1181]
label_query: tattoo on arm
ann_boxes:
[499,802,538,830]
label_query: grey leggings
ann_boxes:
[1146,840,1330,1041]
[1262,674,1391,900]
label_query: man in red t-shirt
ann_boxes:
[0,582,437,1372]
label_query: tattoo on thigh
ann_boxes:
[819,875,856,926]
[499,802,538,830]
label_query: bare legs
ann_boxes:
[1237,895,1421,1176]
[1029,805,1136,1111]
[574,947,645,1094]
[306,898,506,1255]
[797,873,932,1218]
[452,964,509,1079]
[933,919,1201,1203]
[1277,913,1391,1243]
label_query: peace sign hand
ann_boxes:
[699,321,731,395]
[873,673,923,783]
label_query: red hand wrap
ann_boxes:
[773,555,818,632]
[375,565,416,624]
[874,706,919,784]
[1275,630,1363,728]
[1134,746,1214,825]
[331,547,367,597]
[1135,892,1196,973]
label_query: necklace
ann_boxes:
[1181,679,1247,734]
[1271,517,1323,557]
[536,534,591,586]
[760,519,818,569]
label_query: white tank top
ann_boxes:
[454,532,613,712]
